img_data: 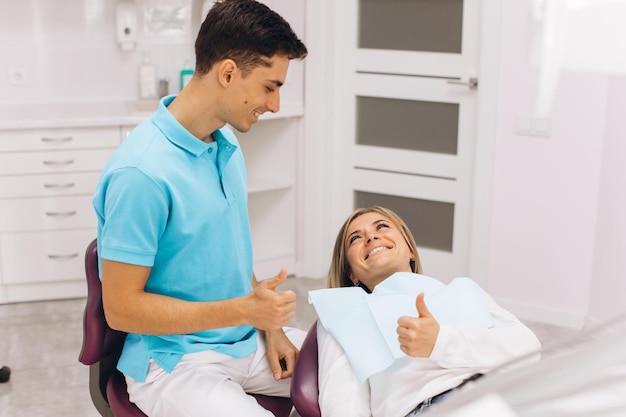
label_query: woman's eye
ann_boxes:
[377,222,389,230]
[348,235,360,245]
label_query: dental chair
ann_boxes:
[78,238,294,417]
[291,321,321,417]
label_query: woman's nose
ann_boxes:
[366,235,379,244]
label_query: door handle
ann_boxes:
[44,183,76,189]
[43,159,75,166]
[447,77,478,90]
[48,253,79,260]
[45,211,77,217]
[41,136,73,143]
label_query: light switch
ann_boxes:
[516,114,533,134]
[516,113,552,137]
[532,117,551,136]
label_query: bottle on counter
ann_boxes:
[139,52,157,99]
[180,59,194,91]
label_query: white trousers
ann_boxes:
[126,327,306,417]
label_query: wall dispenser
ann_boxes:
[116,1,137,51]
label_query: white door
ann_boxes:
[331,0,481,282]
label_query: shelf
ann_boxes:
[257,103,304,120]
[248,177,294,194]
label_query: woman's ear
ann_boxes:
[348,271,358,286]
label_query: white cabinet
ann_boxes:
[0,127,122,303]
[237,109,303,280]
[0,115,303,302]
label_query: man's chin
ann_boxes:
[230,122,252,133]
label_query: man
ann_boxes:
[92,1,308,415]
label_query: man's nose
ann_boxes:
[266,92,280,113]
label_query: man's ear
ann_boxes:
[217,59,237,87]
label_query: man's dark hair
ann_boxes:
[195,0,308,76]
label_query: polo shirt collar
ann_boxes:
[151,95,237,161]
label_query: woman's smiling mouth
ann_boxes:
[366,246,389,260]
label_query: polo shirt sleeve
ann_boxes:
[98,166,169,267]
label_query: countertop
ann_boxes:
[0,99,304,130]
[0,99,158,130]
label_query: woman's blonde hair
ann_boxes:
[327,206,423,289]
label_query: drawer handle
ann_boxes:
[44,182,76,189]
[45,211,77,217]
[41,136,73,143]
[48,253,79,260]
[43,159,75,166]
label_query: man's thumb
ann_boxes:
[264,268,288,290]
[415,293,433,318]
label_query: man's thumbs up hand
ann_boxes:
[247,268,296,330]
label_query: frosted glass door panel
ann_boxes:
[356,96,459,155]
[355,191,454,252]
[359,0,463,53]
[351,0,479,77]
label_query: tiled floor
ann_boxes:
[0,277,591,417]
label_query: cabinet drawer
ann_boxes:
[0,229,95,284]
[0,195,96,232]
[0,127,121,152]
[0,148,115,175]
[0,172,101,199]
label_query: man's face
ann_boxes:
[223,55,290,132]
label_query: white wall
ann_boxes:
[486,1,626,330]
[588,75,626,330]
[0,0,305,107]
[0,0,197,104]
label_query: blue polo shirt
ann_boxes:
[93,95,256,382]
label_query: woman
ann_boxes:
[317,206,541,417]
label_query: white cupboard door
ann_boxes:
[0,229,95,284]
[0,196,96,232]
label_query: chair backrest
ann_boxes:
[291,321,321,417]
[79,238,147,417]
[78,238,293,417]
[79,238,126,366]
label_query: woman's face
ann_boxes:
[344,212,414,291]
